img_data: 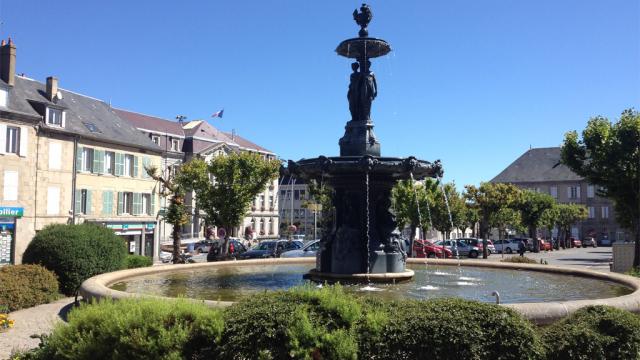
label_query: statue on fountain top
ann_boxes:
[353,4,373,37]
[347,61,377,122]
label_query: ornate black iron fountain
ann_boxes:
[289,4,443,282]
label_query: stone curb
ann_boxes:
[79,257,640,325]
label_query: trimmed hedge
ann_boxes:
[358,297,544,360]
[18,298,224,360]
[0,264,59,311]
[220,285,362,359]
[22,223,127,296]
[542,305,640,360]
[123,255,153,269]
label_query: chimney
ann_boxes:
[0,38,16,86]
[46,76,58,101]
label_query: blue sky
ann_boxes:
[3,1,638,187]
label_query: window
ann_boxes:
[48,142,62,170]
[587,185,595,198]
[104,151,115,175]
[280,190,286,197]
[124,154,133,176]
[550,186,558,198]
[568,186,580,199]
[259,194,265,209]
[299,190,305,199]
[294,209,299,218]
[602,206,609,219]
[588,206,595,219]
[46,108,63,126]
[81,148,93,172]
[294,190,300,200]
[47,187,60,215]
[268,218,274,235]
[75,189,92,215]
[151,135,160,145]
[141,194,151,215]
[0,88,7,107]
[171,139,179,151]
[3,170,18,201]
[119,192,133,214]
[83,122,101,133]
[5,126,19,154]
[300,209,305,218]
[269,195,274,209]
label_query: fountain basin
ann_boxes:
[80,258,640,325]
[336,37,391,59]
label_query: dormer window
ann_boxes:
[171,139,179,151]
[46,107,64,127]
[0,88,7,107]
[151,135,160,145]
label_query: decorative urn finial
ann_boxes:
[353,3,373,37]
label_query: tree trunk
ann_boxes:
[634,222,640,268]
[172,223,182,264]
[530,226,539,252]
[408,224,417,258]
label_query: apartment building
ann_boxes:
[491,147,629,242]
[0,39,163,264]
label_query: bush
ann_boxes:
[358,297,544,360]
[22,223,127,296]
[17,298,224,360]
[123,254,153,269]
[501,256,538,264]
[626,267,640,278]
[220,285,361,360]
[0,264,59,311]
[542,305,640,360]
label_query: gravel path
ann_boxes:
[0,297,75,360]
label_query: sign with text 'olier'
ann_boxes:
[0,207,23,218]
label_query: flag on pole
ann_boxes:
[211,109,224,118]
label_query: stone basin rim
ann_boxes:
[79,257,640,325]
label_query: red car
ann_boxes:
[570,237,582,248]
[539,239,552,251]
[413,239,453,258]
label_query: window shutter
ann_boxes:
[117,192,124,215]
[0,123,6,154]
[18,126,28,157]
[93,150,104,174]
[133,156,139,177]
[61,111,66,128]
[576,186,581,198]
[76,146,83,172]
[150,193,155,216]
[133,193,142,215]
[86,190,92,215]
[115,153,123,176]
[142,157,149,178]
[102,191,111,215]
[75,190,82,213]
[566,187,571,198]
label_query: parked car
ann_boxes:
[539,239,552,251]
[238,240,303,259]
[159,251,172,263]
[460,238,495,255]
[193,240,214,253]
[433,239,481,258]
[493,239,519,254]
[570,237,582,248]
[412,239,453,258]
[582,237,597,248]
[281,240,320,258]
[599,237,611,246]
[206,239,247,262]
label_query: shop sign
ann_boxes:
[0,207,23,218]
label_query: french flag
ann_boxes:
[211,109,224,118]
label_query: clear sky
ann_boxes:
[2,1,638,187]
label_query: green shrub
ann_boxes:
[22,223,127,296]
[542,305,640,360]
[17,298,224,360]
[220,285,361,360]
[358,297,544,360]
[0,264,59,311]
[123,254,153,269]
[501,256,538,264]
[626,267,640,278]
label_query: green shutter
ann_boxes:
[75,146,83,172]
[149,193,155,216]
[115,153,123,176]
[133,156,139,178]
[93,150,104,174]
[132,193,142,215]
[117,192,124,215]
[74,190,82,213]
[142,157,150,179]
[102,191,112,215]
[85,190,92,215]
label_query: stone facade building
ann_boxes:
[278,176,324,240]
[0,39,163,264]
[491,147,630,243]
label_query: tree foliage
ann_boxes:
[556,203,588,248]
[561,108,640,264]
[430,182,466,238]
[515,190,556,251]
[180,151,280,254]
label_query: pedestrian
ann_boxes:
[518,239,525,257]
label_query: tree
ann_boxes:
[391,179,436,256]
[490,207,521,245]
[431,182,466,240]
[556,204,588,249]
[179,152,280,257]
[146,165,189,264]
[515,190,556,252]
[539,205,560,249]
[303,178,334,239]
[462,205,480,238]
[465,182,521,258]
[562,109,640,266]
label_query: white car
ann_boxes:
[159,251,172,263]
[281,240,320,258]
[493,239,520,254]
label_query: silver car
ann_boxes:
[434,239,481,258]
[493,239,519,254]
[281,240,320,258]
